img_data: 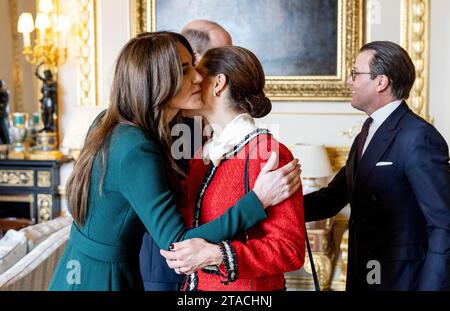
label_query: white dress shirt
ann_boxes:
[362,100,403,155]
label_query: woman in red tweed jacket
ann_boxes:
[161,46,305,291]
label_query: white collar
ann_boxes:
[203,113,257,166]
[361,99,403,155]
[369,99,403,126]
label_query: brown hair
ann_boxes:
[360,41,416,99]
[67,31,193,227]
[199,46,271,118]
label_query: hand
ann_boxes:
[160,238,222,275]
[253,151,301,208]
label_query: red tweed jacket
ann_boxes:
[180,130,305,291]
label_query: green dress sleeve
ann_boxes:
[119,137,266,250]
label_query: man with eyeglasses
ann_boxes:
[304,41,450,291]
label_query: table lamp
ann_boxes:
[292,144,333,194]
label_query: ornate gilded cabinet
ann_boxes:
[0,159,67,223]
[284,147,350,291]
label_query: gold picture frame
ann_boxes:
[401,0,430,120]
[132,0,364,101]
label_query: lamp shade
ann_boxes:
[38,0,53,13]
[35,13,51,30]
[293,144,333,178]
[18,13,34,33]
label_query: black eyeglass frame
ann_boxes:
[350,69,373,81]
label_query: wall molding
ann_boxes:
[77,0,102,107]
[133,0,148,36]
[8,0,24,112]
[133,0,364,101]
[130,1,429,126]
[402,0,430,120]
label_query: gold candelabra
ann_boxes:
[15,0,67,160]
[18,0,68,70]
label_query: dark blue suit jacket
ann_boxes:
[140,233,183,290]
[139,117,197,290]
[304,102,450,290]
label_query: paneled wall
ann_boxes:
[57,0,134,208]
[429,0,450,143]
[3,0,444,153]
[3,1,449,151]
[258,0,450,148]
[59,0,449,212]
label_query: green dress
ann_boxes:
[49,125,266,290]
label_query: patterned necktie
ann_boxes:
[356,117,373,160]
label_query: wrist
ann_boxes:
[206,244,222,266]
[252,188,269,208]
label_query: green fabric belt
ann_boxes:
[70,224,140,262]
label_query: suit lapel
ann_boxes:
[352,102,410,203]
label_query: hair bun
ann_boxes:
[245,93,272,118]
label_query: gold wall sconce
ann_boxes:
[16,0,68,160]
[17,0,68,69]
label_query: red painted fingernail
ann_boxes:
[169,244,174,250]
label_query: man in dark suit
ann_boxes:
[304,41,450,291]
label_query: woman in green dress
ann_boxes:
[49,32,300,290]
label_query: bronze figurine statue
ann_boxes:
[35,63,57,132]
[0,80,11,144]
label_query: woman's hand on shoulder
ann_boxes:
[160,238,222,275]
[253,151,301,209]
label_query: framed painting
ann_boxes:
[133,0,363,101]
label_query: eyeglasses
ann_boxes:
[350,69,372,82]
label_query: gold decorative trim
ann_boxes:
[133,0,148,36]
[401,0,430,120]
[8,0,24,112]
[286,253,333,290]
[37,170,52,188]
[77,0,102,107]
[305,228,332,252]
[326,147,350,171]
[135,0,363,101]
[0,194,34,203]
[341,124,363,140]
[305,253,333,290]
[94,0,102,107]
[330,229,349,291]
[265,0,363,101]
[0,170,34,187]
[37,193,52,222]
